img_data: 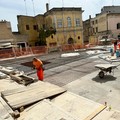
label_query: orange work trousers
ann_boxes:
[37,68,44,81]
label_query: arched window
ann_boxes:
[67,17,71,27]
[57,19,62,28]
[76,18,80,27]
[78,36,80,39]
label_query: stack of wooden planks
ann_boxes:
[1,81,66,110]
[0,97,14,120]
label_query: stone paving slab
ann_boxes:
[51,91,106,120]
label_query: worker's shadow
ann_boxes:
[92,75,116,83]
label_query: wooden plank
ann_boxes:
[0,97,14,115]
[9,88,65,109]
[3,82,61,99]
[1,81,44,96]
[2,82,66,109]
[92,108,120,120]
[0,97,14,120]
[84,105,106,120]
[3,82,64,99]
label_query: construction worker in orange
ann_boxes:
[32,57,44,81]
[114,40,117,52]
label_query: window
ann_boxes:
[43,24,45,29]
[33,25,38,30]
[76,18,80,27]
[67,17,72,27]
[95,20,98,24]
[96,27,98,32]
[51,35,53,39]
[26,25,29,30]
[78,36,80,39]
[57,19,62,28]
[117,23,120,29]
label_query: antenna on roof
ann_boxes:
[62,0,64,7]
[112,0,114,5]
[24,0,28,15]
[31,0,36,16]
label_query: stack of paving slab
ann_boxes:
[0,69,24,119]
[0,81,66,119]
[18,91,106,120]
[0,79,107,120]
[0,66,35,85]
[1,81,66,110]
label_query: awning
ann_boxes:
[0,43,18,48]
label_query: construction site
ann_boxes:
[0,45,120,120]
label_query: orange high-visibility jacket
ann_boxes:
[33,59,43,70]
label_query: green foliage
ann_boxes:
[37,29,46,46]
[37,27,56,46]
[45,27,56,37]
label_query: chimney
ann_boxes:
[89,15,91,19]
[46,3,49,12]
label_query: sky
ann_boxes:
[0,0,120,32]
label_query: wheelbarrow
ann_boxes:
[95,64,117,78]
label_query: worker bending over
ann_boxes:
[32,57,44,81]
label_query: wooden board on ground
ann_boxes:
[18,99,79,120]
[0,97,14,120]
[51,91,106,120]
[1,81,66,109]
[93,108,120,120]
[10,74,35,86]
[0,78,24,93]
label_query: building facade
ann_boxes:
[17,15,45,46]
[83,6,120,45]
[0,20,15,47]
[17,6,84,48]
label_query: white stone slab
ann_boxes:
[51,91,106,120]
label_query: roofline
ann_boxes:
[44,7,84,16]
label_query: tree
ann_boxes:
[36,27,56,46]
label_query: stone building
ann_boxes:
[0,20,15,48]
[83,6,120,45]
[17,5,84,49]
[44,7,84,48]
[17,15,44,46]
